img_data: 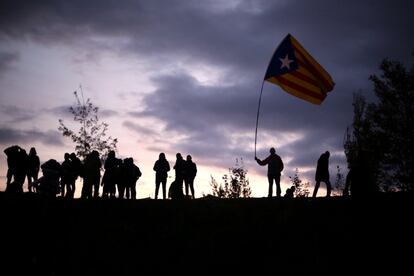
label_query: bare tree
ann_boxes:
[58,87,118,160]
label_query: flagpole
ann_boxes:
[254,36,285,159]
[254,80,265,158]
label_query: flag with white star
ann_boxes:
[264,34,335,104]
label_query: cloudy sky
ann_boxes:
[1,0,413,198]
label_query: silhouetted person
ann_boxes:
[101,151,121,199]
[118,158,128,199]
[312,151,332,197]
[81,151,101,199]
[27,147,40,193]
[255,147,284,197]
[16,148,28,189]
[69,153,82,198]
[184,155,197,198]
[173,152,185,187]
[284,186,295,198]
[4,145,28,191]
[124,158,142,200]
[60,153,73,197]
[153,153,170,199]
[4,145,19,188]
[34,159,61,197]
[168,180,184,200]
[7,181,23,194]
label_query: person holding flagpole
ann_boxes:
[255,147,284,198]
[254,34,335,159]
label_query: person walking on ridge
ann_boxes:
[312,151,331,197]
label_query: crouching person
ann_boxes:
[34,159,61,197]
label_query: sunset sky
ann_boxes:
[1,0,413,198]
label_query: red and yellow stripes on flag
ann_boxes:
[265,35,335,105]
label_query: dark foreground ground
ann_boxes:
[1,192,413,275]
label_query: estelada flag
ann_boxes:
[264,34,335,104]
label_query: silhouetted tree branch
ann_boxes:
[333,165,345,196]
[58,90,118,160]
[345,57,414,191]
[288,168,310,197]
[210,158,251,198]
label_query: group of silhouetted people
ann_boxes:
[100,151,142,199]
[3,145,198,200]
[4,143,370,199]
[4,145,40,194]
[153,152,197,199]
[255,147,336,198]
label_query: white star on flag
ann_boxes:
[279,54,294,70]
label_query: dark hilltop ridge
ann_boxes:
[1,192,413,275]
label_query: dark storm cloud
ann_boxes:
[122,120,158,137]
[0,105,38,124]
[137,73,254,133]
[282,129,345,168]
[0,128,63,146]
[130,71,346,170]
[175,129,251,164]
[47,105,119,119]
[1,1,413,74]
[100,109,119,118]
[1,0,261,68]
[0,51,18,76]
[1,0,413,174]
[147,126,254,172]
[46,105,73,118]
[136,72,351,136]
